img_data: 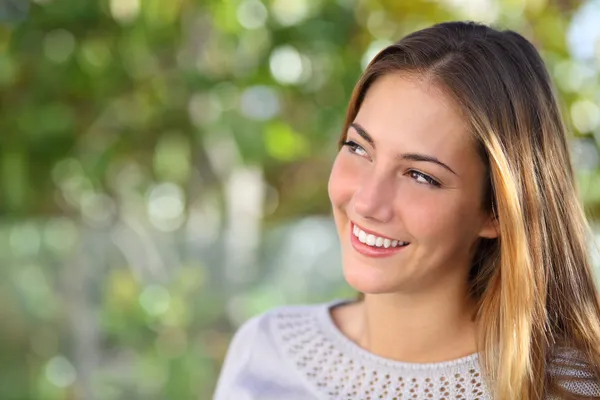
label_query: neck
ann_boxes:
[357,285,478,363]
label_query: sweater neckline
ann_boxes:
[315,299,480,370]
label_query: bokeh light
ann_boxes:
[239,85,280,120]
[269,45,304,85]
[237,0,268,29]
[45,356,77,388]
[110,0,140,24]
[43,29,76,63]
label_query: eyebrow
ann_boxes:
[349,122,458,176]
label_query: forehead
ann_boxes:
[354,73,478,172]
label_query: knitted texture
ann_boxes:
[272,303,488,400]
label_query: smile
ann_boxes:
[350,222,410,258]
[353,223,408,248]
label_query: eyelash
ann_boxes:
[342,140,368,157]
[341,140,442,188]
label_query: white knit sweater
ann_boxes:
[213,300,600,400]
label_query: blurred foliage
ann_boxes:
[1,0,599,399]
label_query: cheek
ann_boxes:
[328,155,358,207]
[402,194,482,244]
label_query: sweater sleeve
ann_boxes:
[550,349,600,398]
[213,314,262,400]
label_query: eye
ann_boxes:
[342,140,369,158]
[408,170,441,187]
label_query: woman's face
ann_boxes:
[328,73,498,294]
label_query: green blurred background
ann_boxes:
[1,0,599,399]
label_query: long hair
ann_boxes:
[341,21,600,399]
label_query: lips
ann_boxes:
[352,223,409,248]
[350,222,410,258]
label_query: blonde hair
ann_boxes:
[341,21,600,399]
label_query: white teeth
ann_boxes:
[358,231,367,243]
[366,234,376,246]
[352,224,407,249]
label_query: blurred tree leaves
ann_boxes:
[0,0,29,24]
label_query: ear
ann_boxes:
[478,211,499,239]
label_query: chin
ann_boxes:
[342,258,402,294]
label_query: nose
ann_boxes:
[352,173,394,223]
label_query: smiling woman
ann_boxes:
[330,74,497,299]
[213,21,600,400]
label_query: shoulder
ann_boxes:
[549,347,600,398]
[213,301,331,399]
[228,302,327,346]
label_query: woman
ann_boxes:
[213,21,600,399]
